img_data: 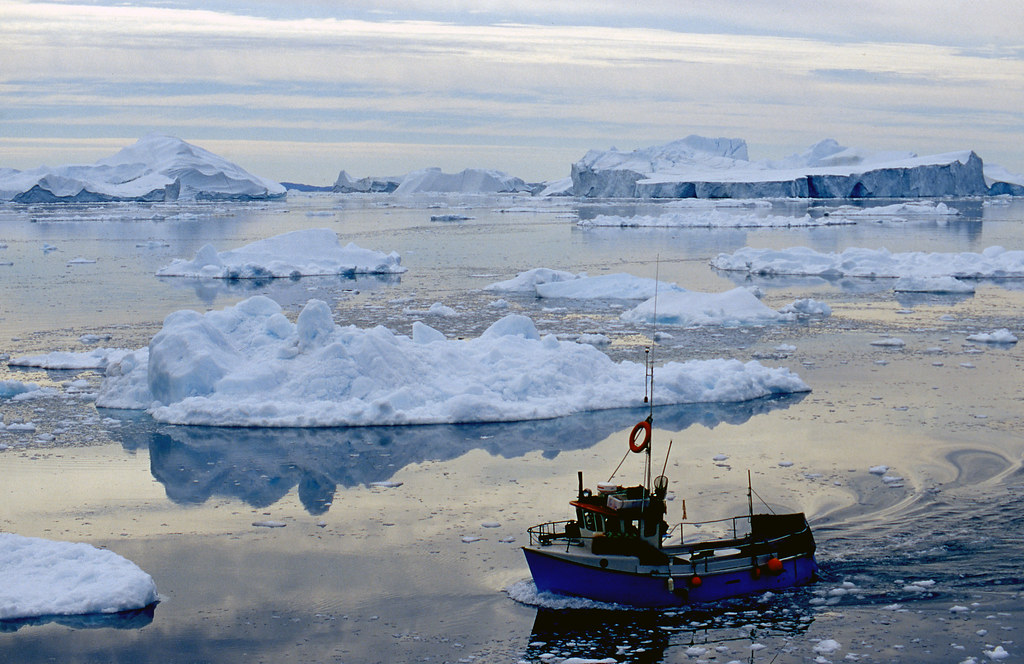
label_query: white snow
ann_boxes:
[712,245,1024,280]
[0,134,284,202]
[620,288,786,327]
[0,533,157,620]
[95,296,809,427]
[966,329,1018,344]
[156,228,406,279]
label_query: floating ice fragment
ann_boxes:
[869,465,889,475]
[814,639,841,655]
[461,536,482,543]
[370,481,403,488]
[870,337,906,347]
[252,521,286,528]
[481,521,501,528]
[984,645,1009,660]
[778,461,794,467]
[950,605,970,613]
[966,329,1018,344]
[713,454,728,461]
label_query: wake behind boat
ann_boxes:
[522,349,818,608]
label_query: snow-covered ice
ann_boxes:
[0,135,284,202]
[156,228,406,279]
[393,167,530,195]
[712,246,1024,280]
[483,268,582,293]
[95,296,810,427]
[0,533,157,620]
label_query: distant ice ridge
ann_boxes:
[712,246,1024,279]
[156,228,406,278]
[571,135,1010,199]
[96,296,810,427]
[0,135,285,202]
[335,167,532,195]
[0,533,157,620]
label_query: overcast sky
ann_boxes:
[2,0,1022,184]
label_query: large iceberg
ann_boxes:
[156,228,406,279]
[96,296,809,427]
[0,135,286,203]
[571,136,992,199]
[334,167,532,195]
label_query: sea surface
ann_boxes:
[1,194,1023,663]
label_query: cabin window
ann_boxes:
[582,511,597,531]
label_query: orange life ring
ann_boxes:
[629,421,651,453]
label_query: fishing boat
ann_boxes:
[522,349,818,608]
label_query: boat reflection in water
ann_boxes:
[523,599,814,664]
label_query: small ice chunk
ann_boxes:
[481,521,501,528]
[252,521,286,528]
[869,465,889,475]
[370,481,403,488]
[984,645,1009,660]
[778,461,794,467]
[461,536,482,543]
[813,639,841,655]
[966,329,1017,344]
[870,337,905,347]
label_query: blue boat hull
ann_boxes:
[523,547,818,608]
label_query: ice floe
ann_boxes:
[620,288,787,327]
[95,296,809,427]
[0,533,157,620]
[156,228,406,279]
[9,348,133,371]
[966,329,1018,344]
[577,210,851,228]
[893,276,976,293]
[712,246,1024,280]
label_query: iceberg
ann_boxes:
[571,136,990,199]
[333,167,533,195]
[0,533,157,620]
[0,135,285,202]
[333,170,402,193]
[392,167,531,195]
[96,296,810,427]
[156,228,406,279]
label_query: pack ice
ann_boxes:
[571,136,1019,199]
[0,134,285,202]
[96,296,810,427]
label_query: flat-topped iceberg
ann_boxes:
[156,228,406,279]
[334,167,531,195]
[0,135,285,202]
[0,533,158,620]
[712,245,1024,279]
[96,296,809,427]
[571,136,995,199]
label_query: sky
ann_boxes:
[1,0,1022,185]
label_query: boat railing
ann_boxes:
[527,520,583,548]
[674,514,752,545]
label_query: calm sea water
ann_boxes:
[2,194,1023,662]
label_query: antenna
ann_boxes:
[648,255,660,420]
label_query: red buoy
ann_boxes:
[689,575,702,587]
[766,557,784,574]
